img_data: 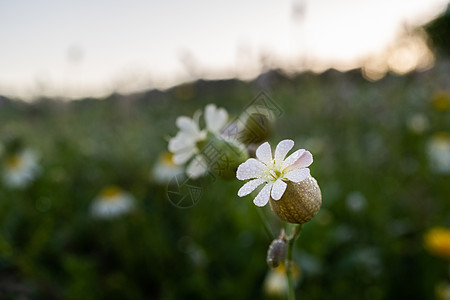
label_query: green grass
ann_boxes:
[0,60,449,299]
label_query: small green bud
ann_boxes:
[269,177,322,224]
[266,233,287,268]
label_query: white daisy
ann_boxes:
[2,150,40,189]
[151,152,184,184]
[236,139,313,207]
[427,132,450,174]
[90,186,135,219]
[168,104,229,178]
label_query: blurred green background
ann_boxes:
[1,53,449,299]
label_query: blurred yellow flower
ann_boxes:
[431,91,450,111]
[263,262,301,298]
[424,227,450,260]
[90,186,135,219]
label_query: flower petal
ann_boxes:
[236,158,267,180]
[237,178,265,197]
[205,104,228,133]
[186,155,209,179]
[274,139,294,164]
[256,142,272,165]
[168,132,196,152]
[271,179,287,200]
[282,149,305,169]
[176,116,200,136]
[284,168,310,183]
[286,150,313,171]
[253,182,272,207]
[173,148,196,165]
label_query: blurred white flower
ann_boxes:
[90,186,134,219]
[151,152,184,184]
[2,150,40,189]
[204,103,228,134]
[427,133,450,174]
[345,191,367,212]
[168,104,228,179]
[236,139,312,207]
[263,263,300,298]
[406,113,429,134]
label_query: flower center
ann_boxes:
[6,155,22,171]
[267,161,284,181]
[100,186,122,201]
[161,152,176,166]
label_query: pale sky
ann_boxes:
[0,0,448,100]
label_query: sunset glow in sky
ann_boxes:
[0,0,448,100]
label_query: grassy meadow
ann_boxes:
[0,58,449,299]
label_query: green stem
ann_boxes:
[286,224,303,300]
[256,207,275,239]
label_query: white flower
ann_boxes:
[151,152,184,184]
[168,104,228,178]
[2,150,40,189]
[427,132,450,174]
[263,263,300,297]
[236,139,312,207]
[90,186,134,219]
[406,113,429,134]
[204,103,228,134]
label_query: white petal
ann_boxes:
[186,155,209,179]
[274,139,294,164]
[176,116,199,135]
[256,142,272,165]
[205,104,228,133]
[271,179,287,200]
[173,148,196,165]
[237,178,265,197]
[236,158,267,180]
[168,132,195,152]
[285,168,310,183]
[282,149,305,169]
[253,182,272,207]
[286,150,313,171]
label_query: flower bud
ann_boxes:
[239,112,273,145]
[269,176,322,224]
[266,237,287,268]
[198,134,249,180]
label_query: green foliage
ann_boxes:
[0,61,449,299]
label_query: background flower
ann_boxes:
[151,152,184,184]
[90,186,135,219]
[168,104,229,179]
[424,226,450,260]
[427,132,450,174]
[2,150,40,189]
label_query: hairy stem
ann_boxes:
[286,223,303,300]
